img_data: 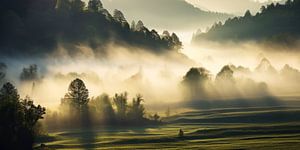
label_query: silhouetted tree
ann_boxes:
[91,93,115,122]
[70,0,85,13]
[113,92,128,121]
[216,65,235,83]
[113,9,127,23]
[171,33,182,50]
[88,0,103,12]
[149,113,160,122]
[62,78,89,112]
[0,63,7,83]
[20,64,39,81]
[135,20,145,31]
[0,82,45,150]
[182,67,211,100]
[127,94,145,121]
[131,20,136,31]
[244,10,252,18]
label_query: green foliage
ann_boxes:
[0,82,45,150]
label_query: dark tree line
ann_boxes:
[47,78,161,129]
[0,83,46,150]
[192,0,300,45]
[182,64,270,101]
[0,0,182,57]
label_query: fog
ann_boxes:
[1,38,300,111]
[183,40,300,98]
[1,44,195,110]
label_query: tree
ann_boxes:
[63,78,89,112]
[216,65,235,83]
[69,0,85,13]
[0,82,19,101]
[92,93,115,122]
[20,64,39,81]
[56,0,71,12]
[149,113,160,122]
[88,0,103,12]
[244,10,252,18]
[0,82,45,150]
[113,92,128,121]
[135,20,144,31]
[113,9,127,23]
[171,33,182,50]
[0,62,7,83]
[131,20,136,31]
[127,94,145,121]
[182,67,211,100]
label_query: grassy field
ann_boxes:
[35,106,300,149]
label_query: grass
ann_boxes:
[35,106,300,149]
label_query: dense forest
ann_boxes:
[0,0,182,57]
[192,0,300,45]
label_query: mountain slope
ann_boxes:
[0,0,182,57]
[192,0,300,45]
[102,0,232,30]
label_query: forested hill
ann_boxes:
[101,0,232,31]
[0,0,182,57]
[192,0,300,45]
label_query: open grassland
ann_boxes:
[36,106,300,149]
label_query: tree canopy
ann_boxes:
[192,0,300,45]
[0,0,182,57]
[0,82,45,150]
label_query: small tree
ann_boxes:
[69,0,85,13]
[244,10,252,18]
[88,0,103,12]
[113,92,128,121]
[92,93,115,122]
[0,62,7,82]
[113,9,127,23]
[131,20,136,31]
[127,94,145,121]
[20,64,39,81]
[135,20,144,31]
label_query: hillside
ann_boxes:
[101,0,232,30]
[0,0,182,57]
[192,0,300,45]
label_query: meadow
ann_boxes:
[35,106,300,149]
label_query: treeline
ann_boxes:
[0,0,182,57]
[45,78,161,129]
[0,83,46,150]
[192,0,300,45]
[181,63,269,101]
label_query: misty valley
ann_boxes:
[1,0,300,150]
